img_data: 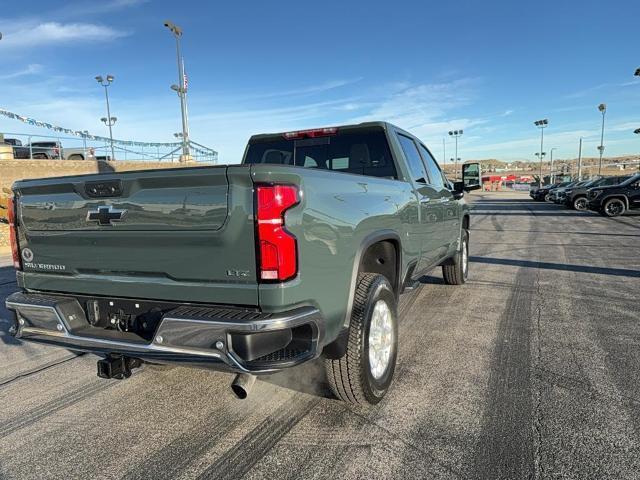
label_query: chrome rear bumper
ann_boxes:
[6,292,322,374]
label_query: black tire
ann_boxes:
[442,228,469,285]
[600,198,626,217]
[68,154,84,160]
[33,153,48,159]
[325,273,398,405]
[572,196,587,211]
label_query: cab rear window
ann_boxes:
[244,130,397,179]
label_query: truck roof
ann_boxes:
[247,121,405,142]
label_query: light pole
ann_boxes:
[535,151,546,183]
[577,137,583,180]
[164,20,191,160]
[442,137,446,167]
[549,147,557,183]
[597,103,606,175]
[448,129,463,179]
[534,119,548,184]
[96,75,116,160]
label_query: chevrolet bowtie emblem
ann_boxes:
[86,205,127,226]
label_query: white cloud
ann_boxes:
[0,64,43,80]
[236,78,364,100]
[0,21,129,50]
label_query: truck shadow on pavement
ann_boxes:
[470,256,640,278]
[470,228,640,237]
[261,358,334,399]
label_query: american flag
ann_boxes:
[183,72,188,92]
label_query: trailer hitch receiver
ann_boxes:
[97,355,142,380]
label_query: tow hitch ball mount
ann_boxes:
[97,355,142,380]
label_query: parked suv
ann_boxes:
[587,173,640,217]
[530,183,553,201]
[546,181,573,202]
[565,175,632,210]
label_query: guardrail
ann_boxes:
[0,131,218,163]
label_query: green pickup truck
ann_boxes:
[4,121,480,405]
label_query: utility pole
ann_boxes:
[448,130,463,179]
[442,137,446,168]
[549,147,557,183]
[164,20,191,161]
[597,103,606,175]
[96,75,116,160]
[534,119,548,184]
[577,137,583,180]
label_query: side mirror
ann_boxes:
[452,181,465,199]
[462,162,482,191]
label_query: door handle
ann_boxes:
[420,198,431,204]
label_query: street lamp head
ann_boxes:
[635,68,640,77]
[634,128,640,135]
[170,84,180,92]
[459,129,463,135]
[164,20,182,37]
[598,103,606,113]
[448,131,453,136]
[100,117,108,123]
[95,75,104,83]
[106,75,114,83]
[111,117,117,123]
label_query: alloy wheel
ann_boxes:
[368,300,394,380]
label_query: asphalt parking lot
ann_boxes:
[0,191,639,480]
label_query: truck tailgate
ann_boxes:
[14,166,259,305]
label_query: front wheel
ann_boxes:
[325,273,398,405]
[601,198,626,217]
[573,196,588,211]
[442,229,469,285]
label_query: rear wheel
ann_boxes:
[68,154,84,160]
[33,153,48,159]
[442,229,469,285]
[573,196,588,210]
[325,273,398,405]
[601,198,626,217]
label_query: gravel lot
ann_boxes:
[0,191,638,479]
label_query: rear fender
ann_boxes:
[323,230,402,359]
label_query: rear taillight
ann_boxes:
[7,195,21,270]
[255,185,299,281]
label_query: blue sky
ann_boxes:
[1,0,639,163]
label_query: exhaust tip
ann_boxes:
[231,373,256,400]
[231,383,249,399]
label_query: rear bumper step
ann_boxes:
[6,292,322,374]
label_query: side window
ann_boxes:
[396,134,428,182]
[418,144,444,189]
